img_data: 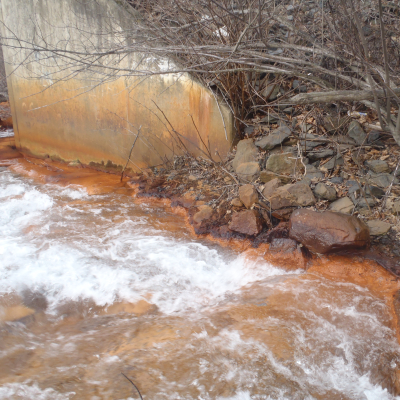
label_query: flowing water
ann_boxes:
[1,164,400,400]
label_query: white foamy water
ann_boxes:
[1,168,400,400]
[0,382,74,400]
[0,129,13,138]
[0,170,289,314]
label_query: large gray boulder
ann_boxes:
[348,120,366,145]
[314,183,337,201]
[365,160,391,174]
[265,152,300,176]
[232,139,258,172]
[329,197,354,214]
[289,209,370,254]
[366,220,391,236]
[236,162,260,182]
[367,172,398,188]
[255,125,291,151]
[299,132,325,150]
[269,183,315,210]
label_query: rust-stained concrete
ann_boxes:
[0,0,233,173]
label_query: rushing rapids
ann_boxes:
[1,157,400,399]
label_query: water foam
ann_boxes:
[0,170,289,314]
[0,382,73,400]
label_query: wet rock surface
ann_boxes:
[289,209,370,254]
[228,210,263,236]
[255,125,291,150]
[239,184,258,208]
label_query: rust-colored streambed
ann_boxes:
[1,142,400,399]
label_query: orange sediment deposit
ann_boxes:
[2,151,400,344]
[0,137,21,161]
[7,156,128,194]
[309,255,400,342]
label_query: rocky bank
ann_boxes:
[124,112,400,276]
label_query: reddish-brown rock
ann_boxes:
[289,209,370,254]
[262,178,281,200]
[229,210,263,236]
[193,206,213,226]
[272,207,296,221]
[239,184,258,208]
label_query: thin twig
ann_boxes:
[121,126,142,182]
[382,158,400,210]
[121,373,144,400]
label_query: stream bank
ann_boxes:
[2,135,400,398]
[1,135,400,329]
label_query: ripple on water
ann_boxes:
[0,167,400,399]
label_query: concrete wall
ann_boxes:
[0,0,233,172]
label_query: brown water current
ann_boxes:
[1,143,400,399]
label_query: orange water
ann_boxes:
[0,159,400,400]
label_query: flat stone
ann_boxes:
[260,170,291,184]
[231,198,243,207]
[232,139,258,172]
[283,107,293,114]
[392,201,400,215]
[366,172,398,188]
[329,177,344,184]
[366,220,392,236]
[323,154,344,170]
[354,196,377,209]
[260,114,280,124]
[367,130,380,143]
[229,210,263,236]
[314,183,337,201]
[365,160,391,174]
[329,197,354,214]
[265,152,299,176]
[263,84,280,101]
[364,184,385,198]
[236,162,260,182]
[323,116,350,133]
[299,132,325,150]
[348,120,366,145]
[304,164,325,182]
[345,180,358,187]
[269,183,316,210]
[307,148,334,161]
[255,125,291,151]
[239,184,258,209]
[262,178,281,200]
[348,185,360,195]
[269,145,295,155]
[244,125,256,137]
[289,209,370,254]
[193,206,213,225]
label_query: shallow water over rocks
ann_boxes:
[1,165,400,400]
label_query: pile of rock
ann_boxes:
[215,117,399,254]
[141,115,399,259]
